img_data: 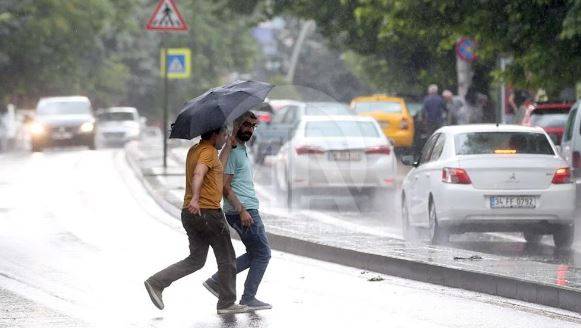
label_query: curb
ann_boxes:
[125,145,581,314]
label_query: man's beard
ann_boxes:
[237,131,253,142]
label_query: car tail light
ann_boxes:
[295,145,325,155]
[400,118,410,130]
[552,167,572,184]
[442,168,472,184]
[365,145,391,155]
[573,151,581,168]
[258,113,271,124]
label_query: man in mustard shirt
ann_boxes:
[144,126,249,315]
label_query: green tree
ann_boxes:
[220,0,581,98]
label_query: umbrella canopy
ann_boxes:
[169,80,274,140]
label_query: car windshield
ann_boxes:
[354,101,402,114]
[305,121,380,138]
[305,103,353,116]
[37,101,91,115]
[530,108,569,128]
[406,103,422,116]
[98,112,135,122]
[455,132,554,155]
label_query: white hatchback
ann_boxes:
[401,124,576,248]
[273,115,397,206]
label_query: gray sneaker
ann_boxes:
[202,278,219,298]
[240,298,272,311]
[144,279,164,310]
[217,304,250,315]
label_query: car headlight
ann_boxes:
[29,122,46,135]
[79,122,94,133]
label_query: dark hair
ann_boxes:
[201,125,226,140]
[235,111,257,125]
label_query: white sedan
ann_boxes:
[273,115,397,206]
[401,124,576,248]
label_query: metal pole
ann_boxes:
[162,34,169,169]
[286,20,315,83]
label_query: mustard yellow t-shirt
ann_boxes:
[183,141,223,209]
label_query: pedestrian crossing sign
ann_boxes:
[161,48,191,79]
[146,0,188,31]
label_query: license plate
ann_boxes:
[490,196,536,209]
[330,151,361,161]
[53,132,73,140]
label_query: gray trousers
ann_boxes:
[149,208,237,309]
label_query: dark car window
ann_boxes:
[282,106,299,124]
[272,107,288,124]
[419,133,440,165]
[430,134,446,161]
[564,106,578,142]
[455,132,554,155]
[98,112,135,121]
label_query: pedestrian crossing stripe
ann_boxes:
[160,48,191,79]
[146,0,188,31]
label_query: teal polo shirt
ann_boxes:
[222,144,260,213]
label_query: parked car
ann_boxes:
[401,124,576,248]
[562,100,581,180]
[350,94,415,152]
[30,96,96,152]
[252,101,354,164]
[272,115,397,208]
[95,107,141,147]
[520,101,574,145]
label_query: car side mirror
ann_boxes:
[401,155,419,167]
[555,145,562,155]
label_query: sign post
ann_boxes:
[146,0,188,169]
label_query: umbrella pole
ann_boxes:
[162,34,169,170]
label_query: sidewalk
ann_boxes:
[126,141,581,313]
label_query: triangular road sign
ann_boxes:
[146,0,188,31]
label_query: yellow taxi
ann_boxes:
[350,95,414,148]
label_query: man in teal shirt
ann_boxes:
[204,111,272,311]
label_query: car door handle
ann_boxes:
[425,173,430,177]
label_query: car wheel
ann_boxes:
[553,225,574,249]
[428,199,449,245]
[87,139,96,150]
[523,232,543,244]
[401,194,416,240]
[285,177,302,209]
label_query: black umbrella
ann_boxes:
[169,80,274,139]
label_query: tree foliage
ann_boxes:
[223,0,581,97]
[0,0,259,120]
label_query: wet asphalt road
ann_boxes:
[1,148,580,327]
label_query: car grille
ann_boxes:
[103,132,126,138]
[46,126,79,134]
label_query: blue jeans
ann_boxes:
[211,209,271,302]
